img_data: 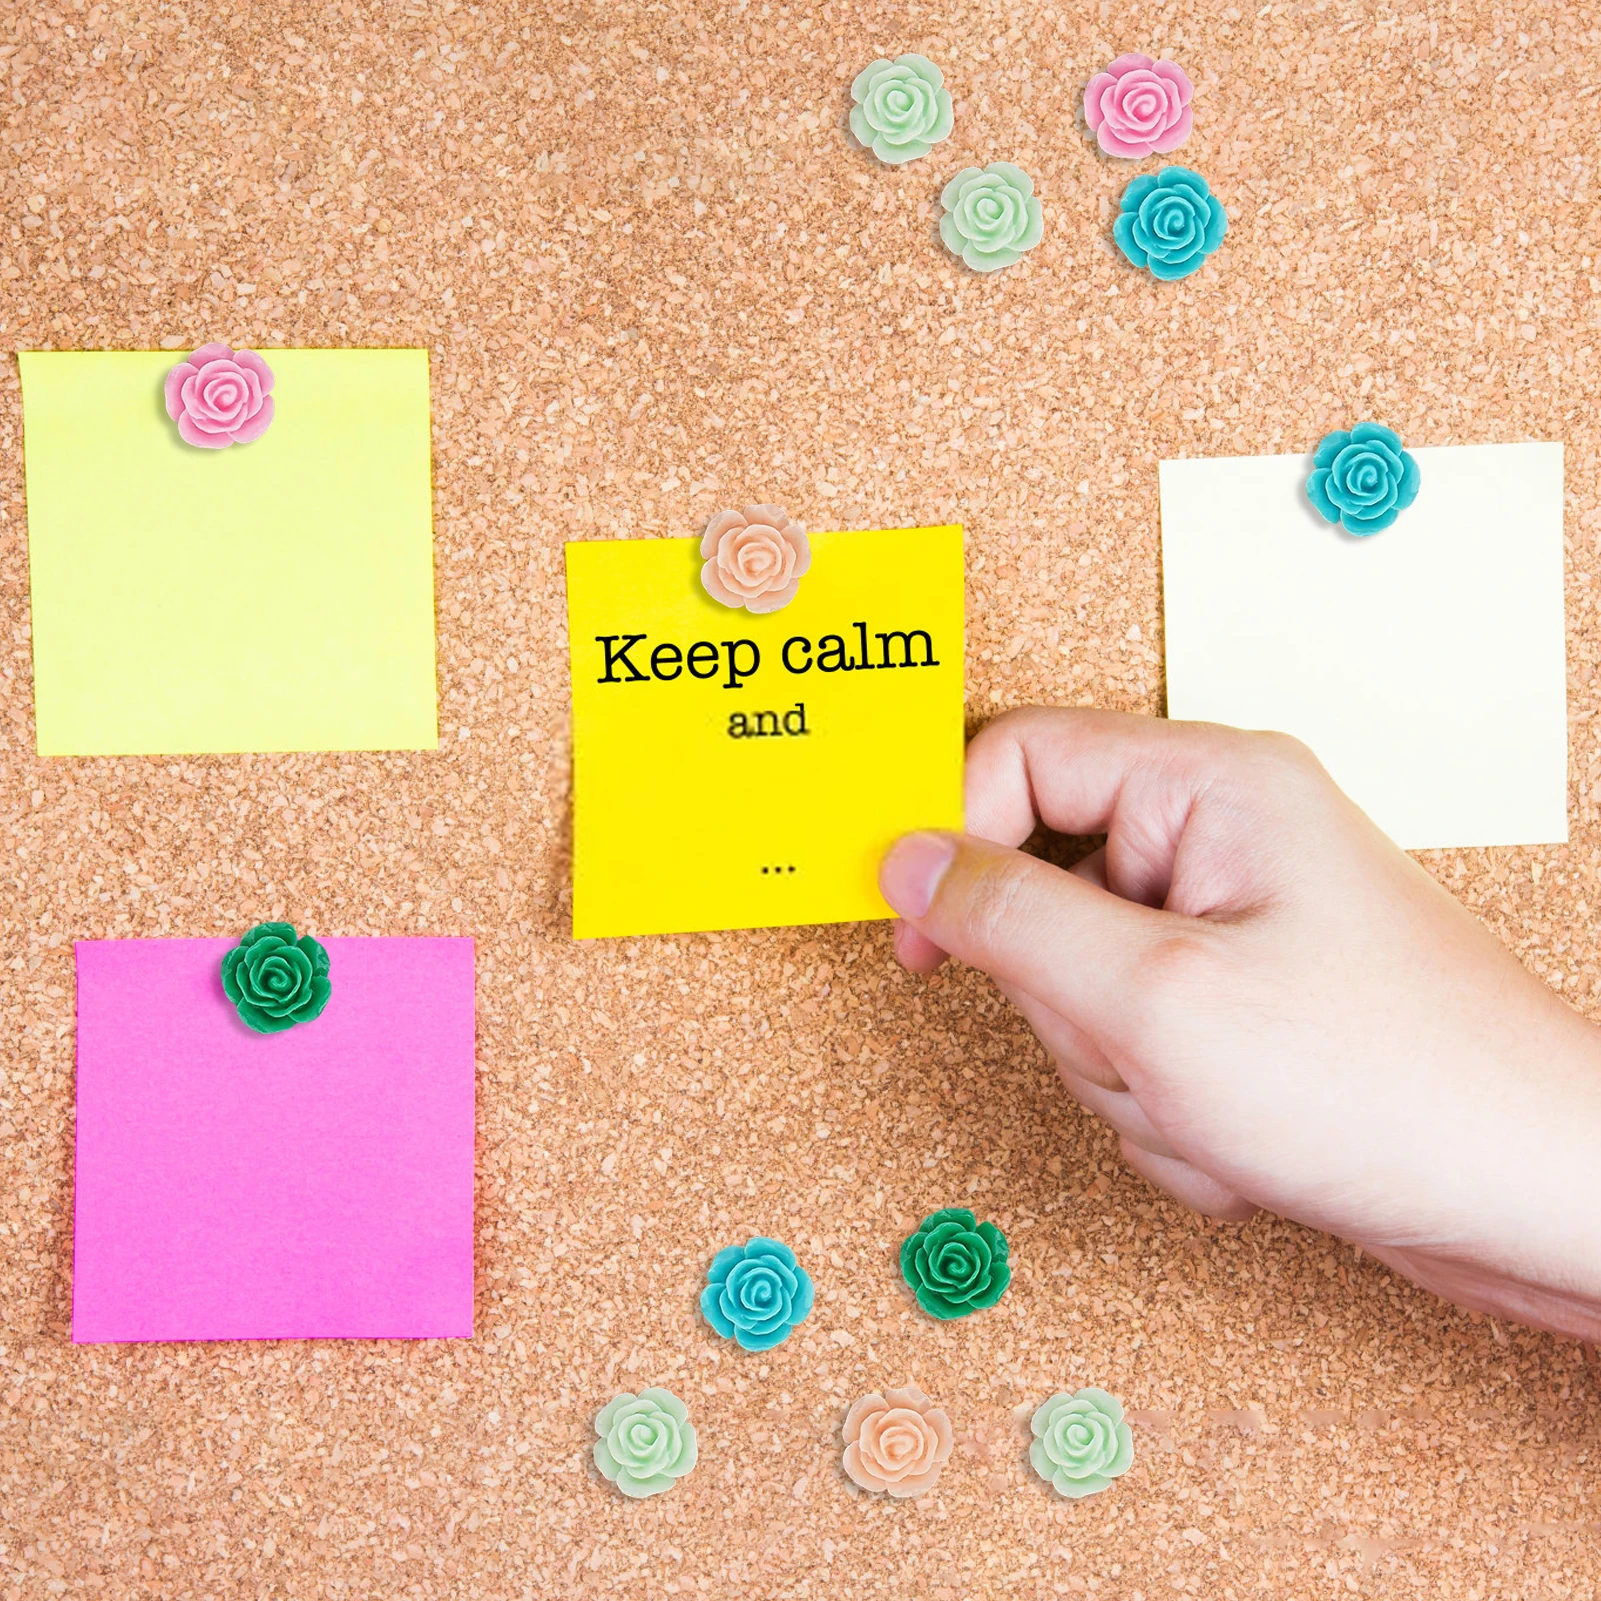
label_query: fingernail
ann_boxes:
[879,832,958,919]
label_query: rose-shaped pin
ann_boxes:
[1307,423,1421,536]
[164,342,275,449]
[899,1207,1010,1319]
[1029,1388,1135,1499]
[1113,166,1227,281]
[593,1388,698,1499]
[700,505,810,614]
[849,54,954,165]
[1084,53,1194,159]
[938,163,1044,273]
[221,922,331,1035]
[842,1384,954,1499]
[701,1237,814,1351]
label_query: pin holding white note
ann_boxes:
[1159,442,1567,850]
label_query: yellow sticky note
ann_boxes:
[19,349,438,755]
[566,526,965,938]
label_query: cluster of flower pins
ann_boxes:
[592,1212,1136,1502]
[160,55,1422,533]
[849,49,1225,281]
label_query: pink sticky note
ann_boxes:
[73,937,475,1343]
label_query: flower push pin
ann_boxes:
[700,1237,814,1351]
[842,1384,955,1499]
[700,505,810,613]
[899,1206,1011,1319]
[164,343,275,449]
[1029,1388,1135,1499]
[592,1389,698,1499]
[849,53,954,165]
[938,163,1044,273]
[1306,423,1421,536]
[221,922,330,1035]
[1084,53,1194,159]
[1113,166,1227,281]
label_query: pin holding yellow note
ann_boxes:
[566,526,966,938]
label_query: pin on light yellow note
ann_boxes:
[566,526,965,938]
[19,349,438,755]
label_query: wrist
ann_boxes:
[1415,1013,1601,1336]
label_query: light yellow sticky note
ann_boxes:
[19,349,438,755]
[567,526,965,938]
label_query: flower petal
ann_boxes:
[1112,213,1147,267]
[700,509,746,558]
[1097,123,1155,159]
[1053,1469,1112,1499]
[178,412,234,449]
[641,1388,689,1424]
[164,362,196,421]
[1151,59,1193,101]
[705,1244,744,1286]
[1312,430,1351,469]
[743,577,800,613]
[1306,469,1341,524]
[228,395,274,444]
[1159,164,1210,199]
[851,59,893,100]
[1396,450,1421,508]
[1119,174,1160,213]
[1147,249,1203,281]
[1350,421,1403,452]
[787,1268,815,1326]
[1082,72,1114,131]
[701,1283,736,1337]
[1342,503,1400,536]
[1153,104,1194,153]
[700,561,746,610]
[732,1320,793,1351]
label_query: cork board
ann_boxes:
[1,2,1599,1597]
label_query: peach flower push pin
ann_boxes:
[841,1384,954,1499]
[699,505,810,614]
[164,342,275,449]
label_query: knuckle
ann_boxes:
[1121,931,1228,1053]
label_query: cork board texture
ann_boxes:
[0,2,1599,1597]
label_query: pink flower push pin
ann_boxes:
[163,342,275,449]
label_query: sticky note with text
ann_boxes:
[566,525,965,938]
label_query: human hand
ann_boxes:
[880,707,1601,1339]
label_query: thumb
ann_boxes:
[879,830,1182,1029]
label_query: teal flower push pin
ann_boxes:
[1307,423,1421,536]
[700,1237,813,1350]
[1113,166,1227,281]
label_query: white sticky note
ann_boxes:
[1160,442,1567,850]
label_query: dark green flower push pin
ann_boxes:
[222,922,331,1034]
[899,1206,1011,1319]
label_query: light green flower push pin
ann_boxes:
[592,1388,698,1499]
[1029,1388,1135,1499]
[850,54,954,165]
[938,163,1044,272]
